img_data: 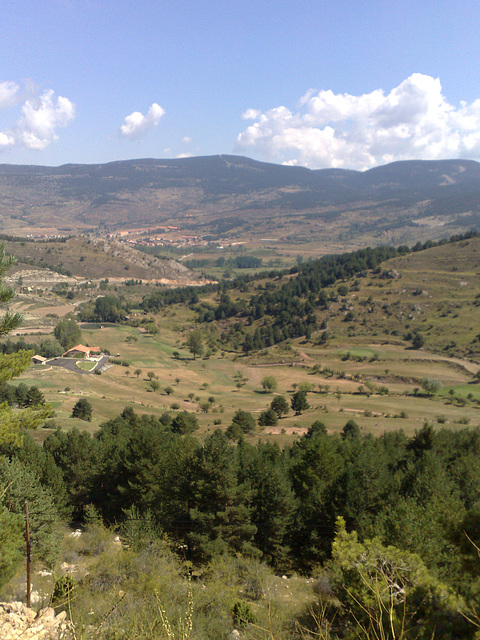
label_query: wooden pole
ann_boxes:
[25,501,31,608]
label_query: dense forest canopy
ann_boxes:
[0,406,478,637]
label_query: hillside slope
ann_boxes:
[150,234,480,360]
[1,236,203,284]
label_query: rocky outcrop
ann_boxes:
[0,602,73,639]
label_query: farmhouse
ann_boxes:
[63,344,101,358]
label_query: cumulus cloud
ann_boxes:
[119,103,165,139]
[15,90,75,150]
[0,83,75,151]
[237,74,480,170]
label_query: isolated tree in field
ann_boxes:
[164,386,173,396]
[71,398,92,421]
[147,371,156,381]
[54,317,81,350]
[261,375,278,393]
[291,390,309,415]
[270,395,290,418]
[134,368,142,378]
[149,380,160,392]
[421,377,442,396]
[186,329,204,359]
[200,402,210,414]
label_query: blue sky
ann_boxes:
[2,0,480,169]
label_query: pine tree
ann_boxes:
[270,395,290,417]
[187,430,256,561]
[291,390,309,415]
[246,442,295,569]
[71,398,93,421]
[0,457,61,568]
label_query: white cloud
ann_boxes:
[0,83,75,151]
[176,152,193,158]
[119,103,165,139]
[16,90,75,150]
[0,81,19,109]
[182,136,192,145]
[237,74,480,169]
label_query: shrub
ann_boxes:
[232,601,255,627]
[51,575,76,611]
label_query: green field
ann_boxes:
[22,320,480,444]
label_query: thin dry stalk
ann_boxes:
[154,578,194,640]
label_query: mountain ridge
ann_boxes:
[1,155,479,242]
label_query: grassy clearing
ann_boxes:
[76,361,96,371]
